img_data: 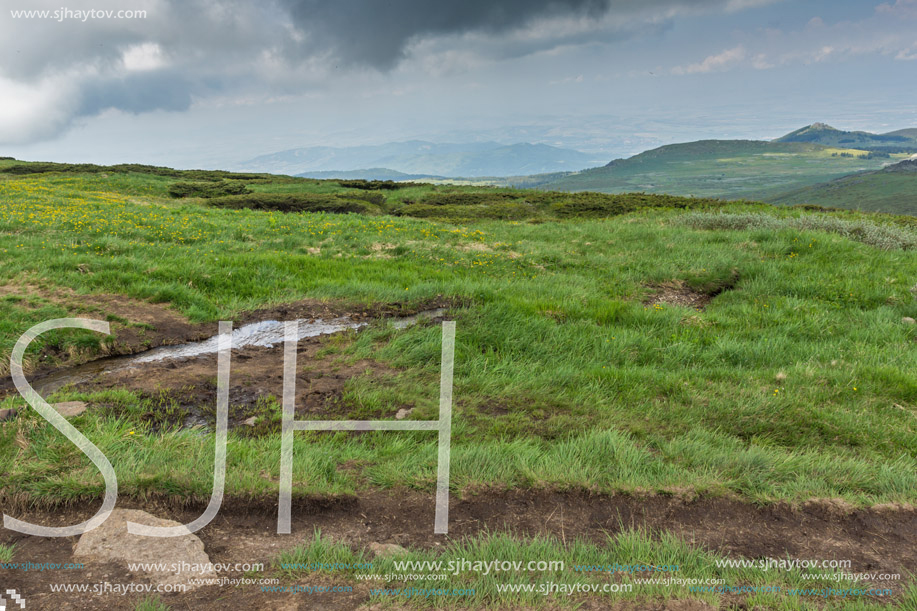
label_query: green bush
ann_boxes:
[338,179,401,191]
[207,193,381,215]
[168,181,252,198]
[551,192,728,218]
[419,191,520,206]
[1,161,265,180]
[400,201,534,220]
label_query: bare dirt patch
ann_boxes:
[84,334,405,433]
[0,292,456,402]
[644,269,740,310]
[1,490,915,609]
[644,281,713,309]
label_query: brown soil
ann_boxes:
[1,490,915,610]
[86,335,404,433]
[644,270,739,310]
[0,289,456,406]
[644,282,713,310]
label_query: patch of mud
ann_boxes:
[0,291,455,400]
[644,269,740,310]
[2,490,915,610]
[89,337,403,433]
[645,281,714,309]
[1,304,449,432]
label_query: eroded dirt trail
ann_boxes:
[2,490,915,610]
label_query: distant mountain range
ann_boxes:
[236,141,606,178]
[296,168,440,181]
[534,124,917,213]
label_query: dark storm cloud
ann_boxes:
[280,0,611,68]
[76,72,195,116]
[277,0,773,68]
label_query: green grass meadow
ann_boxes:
[1,161,916,608]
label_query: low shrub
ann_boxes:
[338,179,401,190]
[418,192,519,206]
[168,181,252,198]
[1,161,265,180]
[207,192,380,215]
[400,202,534,220]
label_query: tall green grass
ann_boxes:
[1,167,916,506]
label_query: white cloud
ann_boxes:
[896,44,917,60]
[122,42,167,72]
[671,45,746,75]
[0,75,80,143]
[876,0,917,17]
[751,53,774,69]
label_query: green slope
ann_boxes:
[542,139,907,201]
[772,158,917,214]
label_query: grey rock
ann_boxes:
[368,542,409,557]
[0,408,18,421]
[74,509,215,588]
[54,401,87,418]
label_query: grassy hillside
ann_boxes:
[541,139,909,203]
[772,159,917,214]
[2,159,917,609]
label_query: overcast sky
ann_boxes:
[1,0,916,167]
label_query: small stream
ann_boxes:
[31,308,446,396]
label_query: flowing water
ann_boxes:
[30,308,447,396]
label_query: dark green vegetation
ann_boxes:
[207,191,385,214]
[168,180,252,198]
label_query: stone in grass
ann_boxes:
[74,509,215,588]
[395,408,413,420]
[53,401,87,418]
[903,317,916,325]
[243,416,258,426]
[0,408,18,421]
[369,542,409,558]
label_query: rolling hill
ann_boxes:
[776,122,917,151]
[771,157,917,214]
[535,124,917,213]
[540,138,908,201]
